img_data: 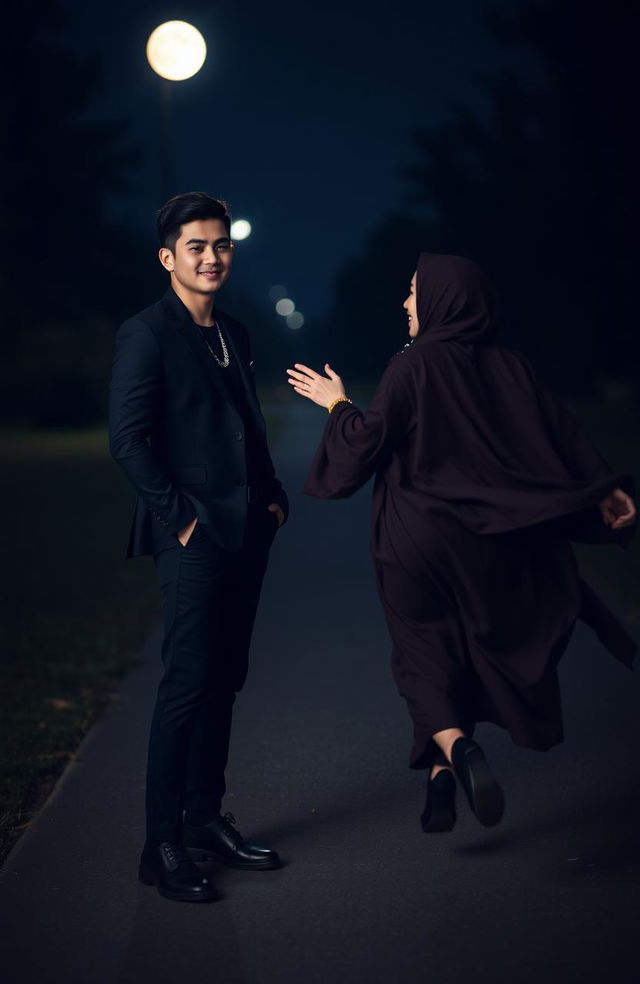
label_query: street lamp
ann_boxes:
[146,21,207,198]
[230,219,252,241]
[275,298,295,317]
[146,21,207,81]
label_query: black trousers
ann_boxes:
[145,504,278,846]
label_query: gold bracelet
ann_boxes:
[327,396,352,414]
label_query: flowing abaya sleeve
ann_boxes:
[518,354,636,547]
[303,356,412,499]
[516,356,636,665]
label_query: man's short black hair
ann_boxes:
[156,192,232,252]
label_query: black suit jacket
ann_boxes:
[109,287,288,557]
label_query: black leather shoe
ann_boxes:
[421,769,457,833]
[139,841,217,902]
[451,736,505,827]
[183,812,280,870]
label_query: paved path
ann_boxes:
[2,402,639,984]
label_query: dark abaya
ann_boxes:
[304,254,636,769]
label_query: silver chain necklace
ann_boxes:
[197,319,230,368]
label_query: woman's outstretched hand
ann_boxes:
[599,488,636,529]
[286,363,347,408]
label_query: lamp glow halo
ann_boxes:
[231,219,252,240]
[146,21,207,81]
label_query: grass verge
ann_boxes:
[0,427,159,865]
[0,398,284,867]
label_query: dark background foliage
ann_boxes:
[1,0,638,421]
[323,1,640,394]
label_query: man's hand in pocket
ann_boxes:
[178,517,198,546]
[267,504,285,527]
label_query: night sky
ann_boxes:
[65,0,537,322]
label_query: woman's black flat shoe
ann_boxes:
[451,737,505,827]
[421,769,457,833]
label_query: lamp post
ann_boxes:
[146,21,207,200]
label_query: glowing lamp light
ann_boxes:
[146,21,207,81]
[275,298,295,317]
[231,219,252,240]
[286,312,305,330]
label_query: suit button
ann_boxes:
[237,477,246,487]
[234,431,243,441]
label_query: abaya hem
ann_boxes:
[409,720,563,771]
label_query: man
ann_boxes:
[109,192,288,903]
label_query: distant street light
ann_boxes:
[146,21,207,198]
[269,285,288,302]
[275,298,296,317]
[231,219,252,241]
[286,312,304,330]
[146,21,207,81]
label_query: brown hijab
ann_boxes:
[414,252,498,344]
[395,252,633,545]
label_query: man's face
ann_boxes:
[159,218,233,295]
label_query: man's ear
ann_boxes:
[159,247,174,272]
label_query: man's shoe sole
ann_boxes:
[184,846,281,870]
[138,863,217,902]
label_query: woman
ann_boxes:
[286,253,636,832]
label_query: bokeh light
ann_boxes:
[146,21,207,81]
[231,219,252,240]
[269,285,288,302]
[286,312,305,330]
[275,298,295,317]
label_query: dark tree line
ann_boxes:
[4,0,638,423]
[325,0,640,398]
[0,0,306,423]
[0,0,161,425]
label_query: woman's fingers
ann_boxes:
[294,363,320,380]
[613,516,633,529]
[288,378,311,393]
[601,490,636,528]
[610,491,636,526]
[286,362,346,409]
[286,369,311,384]
[618,493,635,517]
[290,383,312,399]
[600,495,617,527]
[287,363,338,384]
[612,508,636,528]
